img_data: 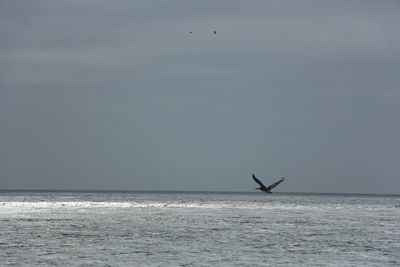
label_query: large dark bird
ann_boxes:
[252,174,285,193]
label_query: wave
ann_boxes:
[0,201,397,211]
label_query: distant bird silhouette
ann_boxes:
[213,29,216,34]
[252,174,284,193]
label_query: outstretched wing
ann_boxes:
[252,174,268,190]
[266,177,285,191]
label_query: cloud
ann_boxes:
[1,0,399,193]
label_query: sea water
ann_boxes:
[0,191,399,266]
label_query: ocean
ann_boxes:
[0,191,399,266]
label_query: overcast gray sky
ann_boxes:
[1,0,399,194]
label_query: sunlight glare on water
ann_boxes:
[0,192,399,266]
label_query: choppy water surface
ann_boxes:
[0,191,399,266]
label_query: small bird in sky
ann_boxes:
[252,174,285,193]
[213,29,216,34]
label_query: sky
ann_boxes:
[1,0,399,194]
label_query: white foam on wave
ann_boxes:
[0,201,396,212]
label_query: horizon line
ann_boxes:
[0,189,399,197]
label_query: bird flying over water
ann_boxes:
[252,174,285,193]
